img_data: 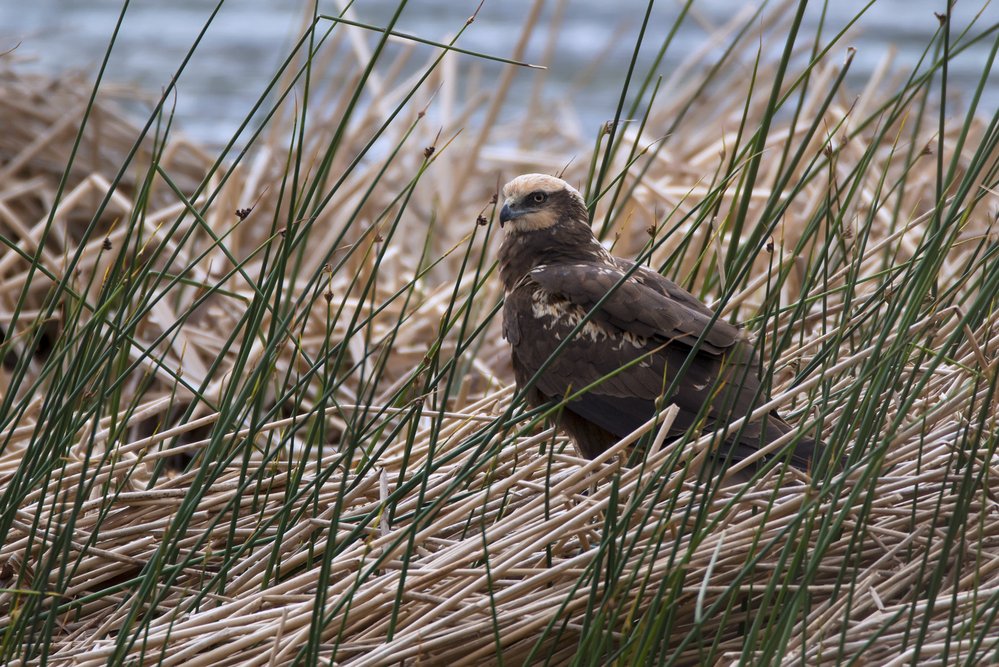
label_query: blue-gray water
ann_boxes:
[2,0,996,144]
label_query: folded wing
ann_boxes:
[506,261,814,468]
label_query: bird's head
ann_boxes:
[496,173,608,290]
[499,174,588,233]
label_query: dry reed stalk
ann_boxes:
[0,7,997,663]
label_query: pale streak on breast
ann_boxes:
[613,330,646,350]
[530,289,611,343]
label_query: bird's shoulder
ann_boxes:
[523,257,746,353]
[610,257,716,318]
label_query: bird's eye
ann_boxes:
[531,192,548,204]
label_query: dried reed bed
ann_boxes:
[1,7,998,665]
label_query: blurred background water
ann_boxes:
[1,0,995,145]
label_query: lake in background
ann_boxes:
[1,0,995,144]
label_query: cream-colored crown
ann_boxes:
[502,173,582,202]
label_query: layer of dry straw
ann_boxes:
[1,6,998,665]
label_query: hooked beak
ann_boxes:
[499,203,515,228]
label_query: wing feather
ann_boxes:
[504,260,819,467]
[613,258,715,318]
[528,263,743,353]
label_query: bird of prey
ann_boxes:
[497,173,819,470]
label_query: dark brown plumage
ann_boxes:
[497,173,820,470]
